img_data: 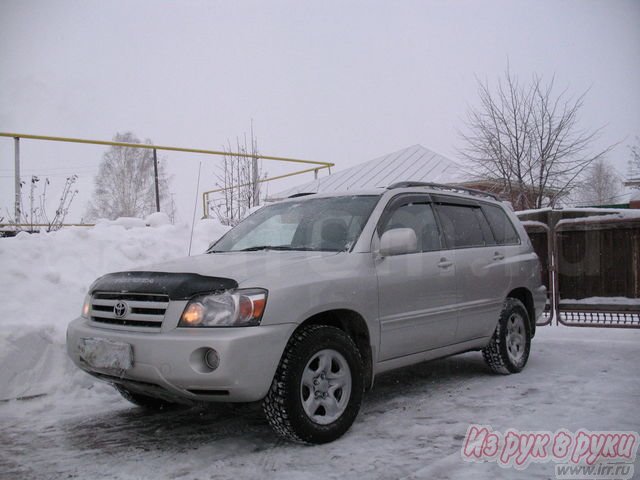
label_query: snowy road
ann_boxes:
[2,326,639,480]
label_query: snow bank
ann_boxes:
[145,211,172,227]
[556,210,640,226]
[0,218,229,401]
[516,207,552,217]
[520,220,548,230]
[516,207,635,218]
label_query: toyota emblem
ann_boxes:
[113,301,129,319]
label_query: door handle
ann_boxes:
[493,252,505,261]
[437,258,453,269]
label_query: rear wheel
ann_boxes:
[262,325,364,444]
[114,385,177,410]
[482,298,531,374]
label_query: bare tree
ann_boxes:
[627,136,640,186]
[573,159,621,206]
[460,68,614,210]
[208,126,263,226]
[86,132,172,220]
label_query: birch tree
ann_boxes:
[86,132,172,220]
[574,158,621,205]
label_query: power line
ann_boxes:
[0,167,98,173]
[0,172,95,178]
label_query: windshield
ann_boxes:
[209,195,381,253]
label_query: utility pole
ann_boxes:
[250,121,259,207]
[153,148,160,212]
[14,137,20,223]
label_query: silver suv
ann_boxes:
[67,182,546,443]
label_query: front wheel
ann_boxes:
[482,298,531,374]
[262,325,364,444]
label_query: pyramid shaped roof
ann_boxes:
[272,144,465,198]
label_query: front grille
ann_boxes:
[90,292,169,328]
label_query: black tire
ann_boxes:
[114,385,177,411]
[262,324,364,444]
[482,298,531,374]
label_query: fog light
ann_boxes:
[189,347,221,373]
[204,348,220,370]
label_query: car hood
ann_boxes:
[134,250,340,285]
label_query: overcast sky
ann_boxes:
[1,0,639,223]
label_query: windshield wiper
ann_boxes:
[237,245,319,252]
[238,245,289,251]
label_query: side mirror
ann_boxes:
[379,228,418,256]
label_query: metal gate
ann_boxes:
[518,209,640,328]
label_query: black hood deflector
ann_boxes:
[89,271,238,300]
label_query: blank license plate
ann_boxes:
[79,337,133,371]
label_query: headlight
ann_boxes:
[81,294,91,319]
[178,289,267,327]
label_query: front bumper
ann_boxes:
[66,318,296,403]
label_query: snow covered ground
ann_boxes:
[1,327,639,480]
[1,218,639,479]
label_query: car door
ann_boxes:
[374,195,459,361]
[432,197,504,342]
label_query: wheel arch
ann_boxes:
[295,309,374,391]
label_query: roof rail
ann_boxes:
[386,181,499,200]
[288,192,317,198]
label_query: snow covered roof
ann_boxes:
[271,144,465,199]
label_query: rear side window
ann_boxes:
[483,204,520,245]
[434,204,489,248]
